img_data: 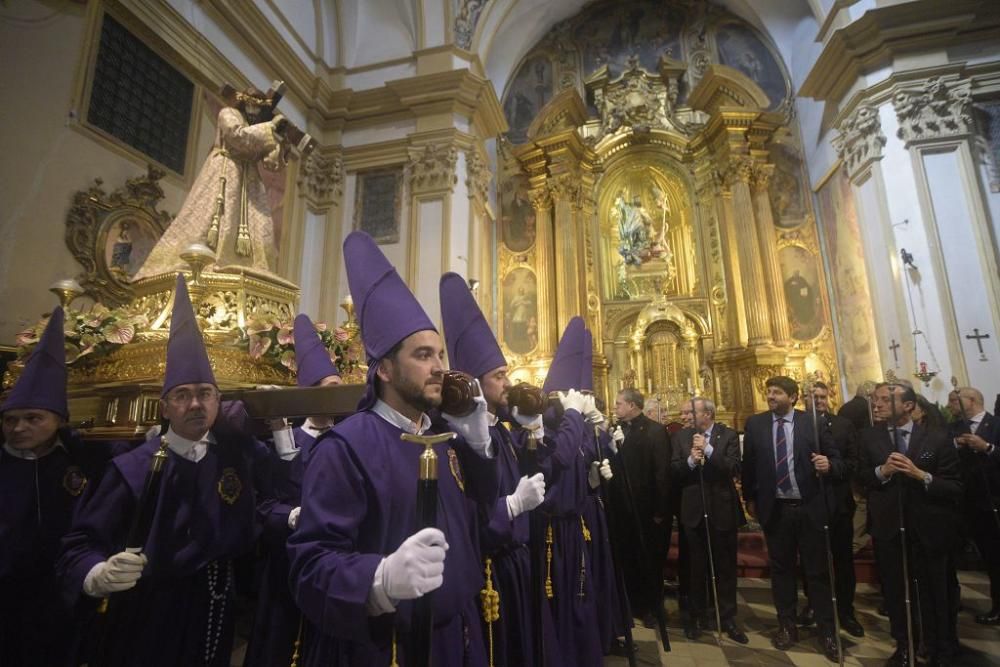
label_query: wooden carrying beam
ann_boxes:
[223,384,366,419]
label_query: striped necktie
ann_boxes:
[775,418,792,493]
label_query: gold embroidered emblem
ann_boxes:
[217,467,243,505]
[62,466,88,497]
[447,447,464,492]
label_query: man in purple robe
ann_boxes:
[244,312,342,667]
[439,271,546,667]
[510,317,605,667]
[0,307,125,667]
[57,274,268,667]
[287,232,498,667]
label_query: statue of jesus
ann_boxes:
[133,86,290,281]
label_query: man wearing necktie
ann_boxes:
[948,386,1000,625]
[860,383,962,667]
[741,376,842,661]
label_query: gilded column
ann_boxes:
[699,168,748,348]
[529,187,557,356]
[292,149,344,321]
[681,327,701,394]
[751,164,791,345]
[550,173,585,334]
[727,157,773,346]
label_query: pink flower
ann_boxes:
[280,350,297,371]
[333,327,350,342]
[101,322,135,345]
[276,326,294,346]
[313,322,328,332]
[15,328,38,346]
[248,333,272,359]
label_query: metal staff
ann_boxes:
[519,429,547,667]
[885,375,915,667]
[692,430,723,645]
[591,420,639,667]
[805,379,844,666]
[401,432,456,667]
[951,377,1000,534]
[596,417,671,655]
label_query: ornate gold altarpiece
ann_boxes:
[497,58,840,426]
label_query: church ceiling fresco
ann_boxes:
[500,0,791,143]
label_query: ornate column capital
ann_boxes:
[892,77,973,147]
[465,148,492,204]
[296,150,343,213]
[724,155,756,188]
[406,143,458,195]
[527,187,552,211]
[751,163,775,192]
[832,102,886,181]
[548,175,583,209]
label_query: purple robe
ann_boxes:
[580,428,630,653]
[56,428,267,667]
[0,433,125,667]
[287,410,495,667]
[513,408,602,667]
[243,426,314,667]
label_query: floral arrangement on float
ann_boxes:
[15,304,148,364]
[237,316,361,376]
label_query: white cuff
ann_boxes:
[875,465,890,484]
[506,495,516,521]
[704,444,714,459]
[272,426,298,460]
[82,562,105,598]
[366,558,397,616]
[288,507,301,530]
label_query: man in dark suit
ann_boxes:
[671,396,747,643]
[949,386,1000,624]
[610,388,671,627]
[838,382,874,433]
[741,376,842,660]
[860,383,963,667]
[800,381,864,637]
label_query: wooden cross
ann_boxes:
[888,339,901,365]
[966,328,990,361]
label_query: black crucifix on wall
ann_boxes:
[966,328,991,361]
[888,339,901,366]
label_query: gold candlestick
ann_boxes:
[49,279,84,309]
[180,243,216,286]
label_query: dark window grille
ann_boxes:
[87,14,193,173]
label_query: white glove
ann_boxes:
[558,389,588,415]
[443,383,491,454]
[288,506,301,530]
[506,473,546,519]
[610,425,625,454]
[582,395,604,425]
[511,406,544,440]
[588,459,613,489]
[82,551,147,597]
[272,424,298,460]
[378,527,449,602]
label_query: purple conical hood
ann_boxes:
[542,317,586,394]
[344,231,436,361]
[162,274,216,396]
[439,272,505,379]
[293,313,339,387]
[2,307,68,419]
[580,328,594,392]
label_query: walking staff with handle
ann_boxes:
[691,426,723,645]
[885,372,916,667]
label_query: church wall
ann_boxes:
[0,3,217,343]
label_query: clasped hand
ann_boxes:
[880,452,924,480]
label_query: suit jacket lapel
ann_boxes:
[906,423,926,462]
[977,414,994,438]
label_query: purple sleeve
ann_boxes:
[56,464,134,606]
[541,409,587,472]
[287,435,383,642]
[451,437,500,508]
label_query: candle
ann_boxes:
[919,361,927,373]
[646,378,652,394]
[686,378,694,394]
[343,293,353,305]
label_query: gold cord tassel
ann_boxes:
[545,521,554,599]
[289,615,304,667]
[481,558,500,667]
[580,516,591,543]
[390,626,398,667]
[206,175,225,251]
[579,517,590,597]
[235,165,252,257]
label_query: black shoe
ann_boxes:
[610,638,634,657]
[772,622,798,650]
[798,605,816,627]
[819,634,840,662]
[723,620,749,644]
[840,614,865,637]
[975,607,1000,625]
[885,646,909,667]
[641,612,657,629]
[684,617,703,641]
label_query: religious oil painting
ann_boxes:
[574,0,684,78]
[353,167,403,244]
[778,245,825,341]
[500,173,536,252]
[102,215,160,280]
[503,55,554,144]
[816,166,882,386]
[768,144,807,228]
[501,267,539,355]
[715,22,787,111]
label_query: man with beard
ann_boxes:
[0,307,126,667]
[670,396,747,643]
[608,387,670,628]
[439,271,546,666]
[860,383,962,666]
[741,376,842,661]
[949,386,1000,625]
[799,381,864,638]
[58,275,269,667]
[243,313,342,667]
[288,232,498,667]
